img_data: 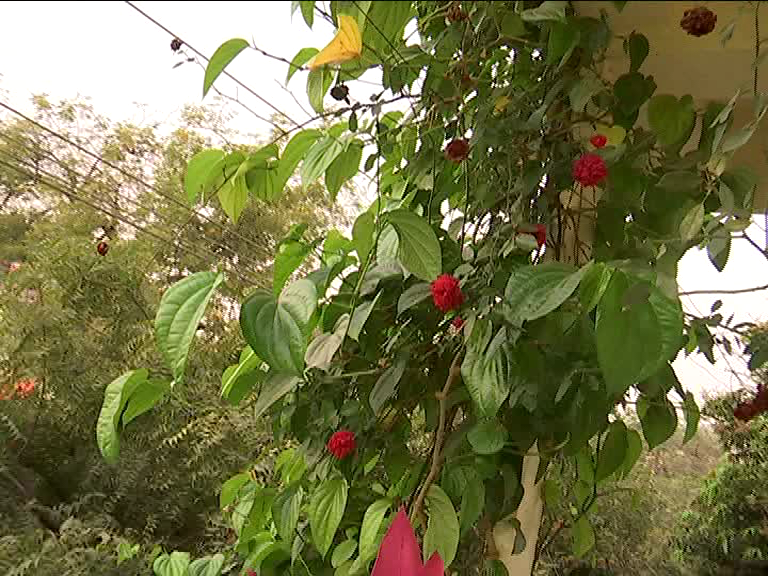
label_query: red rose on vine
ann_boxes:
[431,274,464,313]
[572,153,607,187]
[327,430,356,460]
[680,6,717,37]
[445,139,470,163]
[734,384,768,422]
[590,134,607,148]
[451,316,464,330]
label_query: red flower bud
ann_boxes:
[431,274,464,313]
[97,241,109,256]
[445,139,470,163]
[452,316,464,330]
[533,224,546,248]
[590,134,607,148]
[572,153,607,187]
[327,430,356,460]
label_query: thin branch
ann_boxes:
[679,283,768,296]
[410,348,464,523]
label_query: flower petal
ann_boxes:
[371,508,422,576]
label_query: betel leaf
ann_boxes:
[349,291,382,341]
[387,210,442,281]
[331,540,357,568]
[617,428,643,479]
[220,472,250,509]
[203,38,249,97]
[155,271,224,383]
[595,420,627,481]
[683,391,700,443]
[287,47,319,85]
[273,484,304,542]
[596,271,661,395]
[627,32,649,73]
[273,241,312,296]
[639,395,678,450]
[458,469,485,537]
[240,279,317,375]
[468,418,508,455]
[253,372,302,420]
[307,67,333,114]
[217,169,248,224]
[277,129,322,196]
[352,211,375,264]
[424,485,460,567]
[301,135,346,188]
[326,140,363,202]
[505,262,591,325]
[305,315,348,371]
[579,262,613,313]
[572,516,595,557]
[96,369,148,464]
[310,475,348,558]
[359,498,392,561]
[153,552,190,576]
[122,379,170,426]
[569,70,603,113]
[221,346,262,401]
[370,353,408,415]
[188,554,225,576]
[707,229,731,272]
[185,149,224,204]
[546,20,580,67]
[397,282,432,315]
[462,321,510,418]
[644,288,684,381]
[679,203,704,241]
[648,94,696,147]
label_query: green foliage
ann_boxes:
[203,39,249,97]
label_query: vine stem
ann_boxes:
[678,283,768,296]
[409,348,464,523]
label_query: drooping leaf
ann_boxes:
[424,485,459,567]
[287,47,319,85]
[571,516,595,557]
[253,372,302,420]
[468,418,508,455]
[627,32,649,73]
[332,540,358,568]
[305,315,348,370]
[310,475,349,558]
[387,210,442,281]
[683,391,700,443]
[220,346,262,400]
[359,498,392,561]
[188,554,225,576]
[185,149,225,204]
[707,229,731,271]
[153,551,191,576]
[397,282,432,315]
[326,140,363,201]
[679,203,704,241]
[273,484,304,542]
[96,369,148,464]
[122,379,170,426]
[458,469,485,536]
[547,20,580,67]
[218,168,249,223]
[240,279,317,375]
[595,420,627,481]
[353,211,375,264]
[348,291,382,341]
[277,129,321,195]
[155,271,223,383]
[579,263,613,313]
[302,135,346,186]
[220,472,251,509]
[462,321,510,418]
[362,1,413,58]
[370,353,407,415]
[505,262,592,324]
[274,241,312,296]
[307,67,333,114]
[647,94,696,147]
[618,428,643,479]
[639,395,678,450]
[203,39,249,97]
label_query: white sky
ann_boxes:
[1,1,767,401]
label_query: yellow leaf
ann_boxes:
[309,15,362,70]
[494,96,511,115]
[594,123,626,147]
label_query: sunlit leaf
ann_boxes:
[310,15,363,70]
[203,38,249,97]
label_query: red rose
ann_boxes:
[445,139,470,163]
[572,153,607,187]
[327,430,356,460]
[590,134,607,148]
[431,274,464,313]
[533,224,546,248]
[452,316,464,330]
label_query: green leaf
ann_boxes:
[326,141,363,201]
[648,94,696,147]
[397,282,432,315]
[547,21,580,67]
[369,353,407,415]
[276,129,322,195]
[273,484,304,542]
[218,168,249,223]
[203,39,249,97]
[348,292,381,341]
[305,316,348,370]
[657,171,701,193]
[459,470,485,536]
[571,516,595,557]
[424,485,460,567]
[579,263,612,313]
[595,420,627,481]
[253,372,302,420]
[501,12,526,36]
[352,212,375,264]
[221,346,262,401]
[155,271,223,383]
[96,369,148,464]
[596,272,661,395]
[220,472,250,509]
[646,288,684,378]
[387,209,442,281]
[468,418,508,455]
[639,395,678,450]
[627,32,649,73]
[569,71,603,113]
[186,149,225,204]
[302,135,346,187]
[122,379,169,426]
[331,540,358,568]
[618,428,643,479]
[462,321,510,418]
[614,72,655,115]
[310,475,349,558]
[521,1,566,22]
[359,499,391,561]
[240,279,317,375]
[307,67,333,114]
[679,203,704,241]
[298,0,315,28]
[505,262,591,324]
[362,1,413,57]
[707,231,731,272]
[188,554,225,576]
[153,551,191,576]
[683,391,700,443]
[274,241,312,296]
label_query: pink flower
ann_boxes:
[371,508,444,576]
[590,134,607,148]
[327,430,356,460]
[431,274,464,313]
[444,139,469,163]
[572,153,607,187]
[14,378,36,399]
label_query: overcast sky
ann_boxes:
[1,1,767,401]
